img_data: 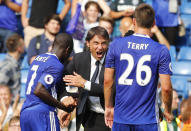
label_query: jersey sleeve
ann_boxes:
[105,40,116,68]
[38,64,63,90]
[158,46,173,75]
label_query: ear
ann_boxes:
[86,41,90,48]
[133,18,136,26]
[44,24,48,29]
[152,20,156,28]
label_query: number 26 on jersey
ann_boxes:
[118,53,152,86]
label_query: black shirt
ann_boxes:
[29,0,58,28]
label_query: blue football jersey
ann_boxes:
[21,53,64,112]
[105,34,172,124]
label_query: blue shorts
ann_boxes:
[20,108,60,131]
[112,122,159,131]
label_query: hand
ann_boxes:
[163,111,174,123]
[58,109,71,128]
[151,25,159,34]
[104,107,114,128]
[63,72,86,88]
[122,9,134,17]
[62,96,77,108]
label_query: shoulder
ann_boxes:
[73,51,90,60]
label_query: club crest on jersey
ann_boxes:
[44,74,54,84]
[169,62,172,72]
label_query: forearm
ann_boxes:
[104,68,115,107]
[160,74,173,113]
[162,87,172,113]
[104,80,113,107]
[21,0,28,21]
[97,0,110,16]
[0,111,7,126]
[71,0,78,17]
[155,31,170,50]
[6,1,21,12]
[110,11,124,19]
[59,0,71,20]
[34,83,72,112]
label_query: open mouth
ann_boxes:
[96,51,104,58]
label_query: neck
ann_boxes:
[86,19,95,24]
[134,26,152,37]
[8,52,20,61]
[45,31,55,42]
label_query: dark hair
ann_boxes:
[86,26,109,42]
[52,33,73,54]
[44,14,62,27]
[6,34,23,52]
[9,116,20,126]
[85,1,100,12]
[99,16,114,27]
[134,3,155,28]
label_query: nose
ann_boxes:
[97,43,103,50]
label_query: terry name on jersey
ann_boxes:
[128,42,149,50]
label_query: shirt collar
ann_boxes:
[46,52,58,59]
[133,33,150,38]
[90,54,105,65]
[6,54,19,65]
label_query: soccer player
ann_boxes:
[20,33,76,131]
[104,4,173,131]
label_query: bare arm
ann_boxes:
[5,0,21,12]
[151,25,170,50]
[159,74,173,121]
[104,68,115,128]
[59,0,71,20]
[0,98,8,129]
[97,0,110,16]
[104,68,115,107]
[110,9,134,19]
[34,83,76,112]
[21,0,29,27]
[71,0,79,17]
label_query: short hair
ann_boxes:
[44,14,62,26]
[134,3,155,28]
[99,16,114,27]
[85,26,109,42]
[52,33,73,54]
[6,34,23,52]
[9,116,20,126]
[85,1,100,12]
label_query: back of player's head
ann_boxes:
[6,34,23,52]
[134,3,155,28]
[52,33,73,54]
[86,26,109,42]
